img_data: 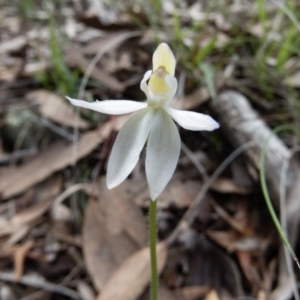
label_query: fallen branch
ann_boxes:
[214,90,299,202]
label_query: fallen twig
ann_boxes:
[0,271,80,299]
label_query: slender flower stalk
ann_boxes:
[149,199,158,300]
[67,43,219,299]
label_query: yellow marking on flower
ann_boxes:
[152,43,176,76]
[148,66,169,94]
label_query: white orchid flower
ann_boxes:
[67,43,219,200]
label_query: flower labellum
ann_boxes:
[67,43,219,200]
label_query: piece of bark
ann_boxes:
[214,90,300,207]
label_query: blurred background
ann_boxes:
[1,0,300,299]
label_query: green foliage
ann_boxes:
[200,63,216,101]
[194,37,217,66]
[36,14,79,96]
[276,25,299,69]
[16,0,35,19]
[256,0,267,36]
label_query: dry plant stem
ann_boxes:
[149,199,158,300]
[39,117,74,141]
[181,141,208,181]
[0,147,37,164]
[0,271,79,299]
[52,183,92,208]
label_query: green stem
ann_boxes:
[149,199,158,300]
[259,124,300,268]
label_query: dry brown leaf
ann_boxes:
[83,37,113,56]
[22,61,49,77]
[77,3,134,30]
[4,226,30,248]
[173,77,224,110]
[83,198,117,291]
[205,290,220,300]
[157,286,178,300]
[231,236,262,252]
[97,242,168,300]
[135,176,199,209]
[113,113,134,131]
[26,90,89,129]
[77,280,96,300]
[0,284,18,300]
[206,230,238,251]
[179,286,210,300]
[65,47,125,91]
[0,56,23,81]
[14,240,34,281]
[284,72,300,87]
[0,122,113,199]
[83,179,147,291]
[103,52,132,73]
[210,199,253,235]
[173,87,211,110]
[231,160,253,190]
[236,250,259,289]
[207,230,261,255]
[1,200,51,235]
[211,178,251,195]
[248,23,264,38]
[0,177,62,239]
[82,32,130,55]
[257,290,267,300]
[0,28,49,55]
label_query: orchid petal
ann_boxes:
[152,43,176,75]
[107,108,154,189]
[162,75,178,106]
[140,70,152,98]
[66,97,147,115]
[146,109,181,199]
[166,108,220,131]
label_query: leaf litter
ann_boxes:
[25,90,90,129]
[1,0,300,299]
[83,179,147,291]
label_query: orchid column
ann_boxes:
[67,43,219,300]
